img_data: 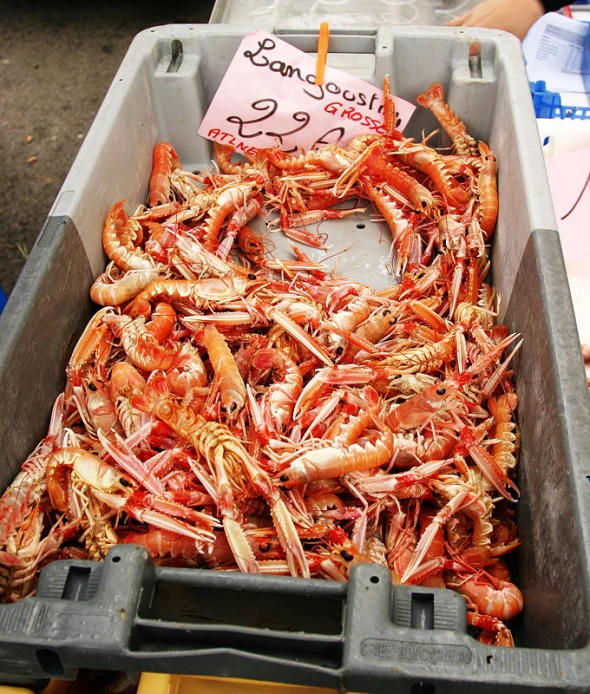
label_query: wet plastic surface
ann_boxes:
[210,0,484,29]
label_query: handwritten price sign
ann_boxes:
[198,30,416,155]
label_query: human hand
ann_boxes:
[447,0,545,41]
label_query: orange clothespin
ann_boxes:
[315,22,330,86]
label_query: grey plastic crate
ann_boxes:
[210,0,486,29]
[0,25,589,693]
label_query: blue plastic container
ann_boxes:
[0,288,6,316]
[530,80,590,119]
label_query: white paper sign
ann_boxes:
[198,30,416,155]
[524,13,590,94]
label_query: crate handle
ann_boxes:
[0,545,476,686]
[275,29,378,57]
[0,547,570,690]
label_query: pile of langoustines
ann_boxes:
[0,83,523,647]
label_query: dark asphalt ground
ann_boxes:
[0,0,215,296]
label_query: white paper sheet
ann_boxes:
[523,12,589,94]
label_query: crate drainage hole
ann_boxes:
[411,593,434,630]
[167,39,184,73]
[468,42,482,79]
[356,223,366,229]
[487,655,493,664]
[112,556,121,563]
[370,576,380,584]
[585,475,590,482]
[62,566,91,601]
[36,649,65,678]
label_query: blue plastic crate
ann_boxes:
[530,80,590,119]
[0,288,6,316]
